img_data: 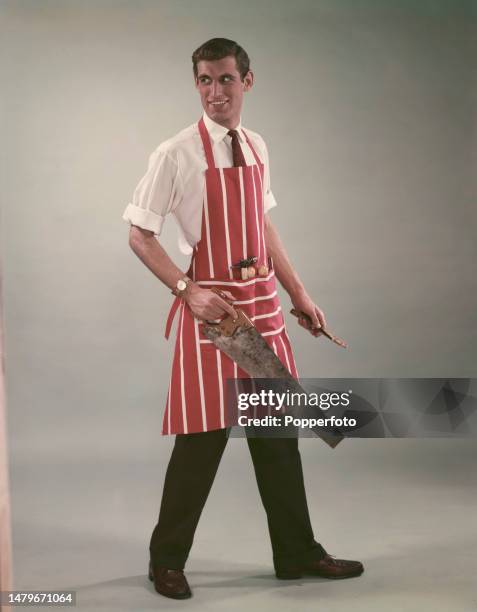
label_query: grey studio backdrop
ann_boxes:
[1,1,477,611]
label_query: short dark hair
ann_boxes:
[192,38,250,81]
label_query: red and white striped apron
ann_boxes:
[162,117,299,435]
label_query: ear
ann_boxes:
[243,70,254,92]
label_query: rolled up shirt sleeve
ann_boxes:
[122,144,182,235]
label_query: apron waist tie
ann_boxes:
[164,295,182,340]
[165,262,194,340]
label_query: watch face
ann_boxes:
[177,279,187,291]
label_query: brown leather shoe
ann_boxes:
[148,560,192,599]
[276,554,364,580]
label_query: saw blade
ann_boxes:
[202,316,343,448]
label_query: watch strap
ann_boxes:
[171,275,192,298]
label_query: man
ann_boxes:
[123,38,363,600]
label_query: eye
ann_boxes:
[221,75,233,83]
[199,76,211,85]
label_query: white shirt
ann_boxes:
[122,112,277,254]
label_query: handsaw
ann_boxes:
[201,288,343,448]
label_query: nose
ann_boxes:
[211,80,224,98]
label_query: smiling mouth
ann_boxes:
[209,99,229,107]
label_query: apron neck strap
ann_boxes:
[198,117,215,169]
[241,129,262,166]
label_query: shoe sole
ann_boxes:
[276,568,364,580]
[148,567,192,599]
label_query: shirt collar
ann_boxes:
[202,111,245,143]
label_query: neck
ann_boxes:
[205,111,240,131]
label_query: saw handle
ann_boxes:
[205,309,254,337]
[203,287,254,337]
[209,286,234,304]
[290,308,348,349]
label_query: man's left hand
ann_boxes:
[291,291,327,338]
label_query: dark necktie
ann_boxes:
[227,129,247,167]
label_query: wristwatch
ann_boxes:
[172,275,192,298]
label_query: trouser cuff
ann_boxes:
[149,548,187,571]
[273,540,327,570]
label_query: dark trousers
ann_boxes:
[149,427,326,570]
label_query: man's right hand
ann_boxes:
[184,284,238,321]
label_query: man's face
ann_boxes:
[195,56,253,129]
